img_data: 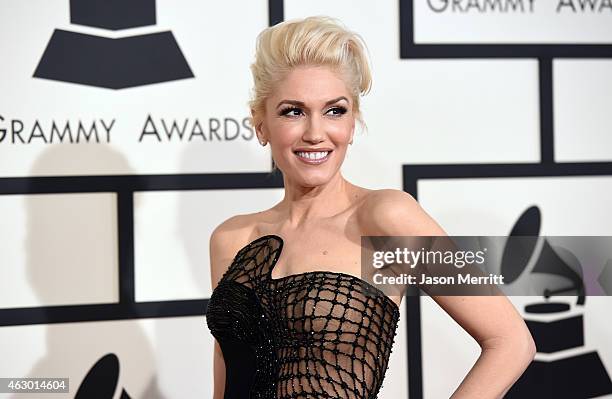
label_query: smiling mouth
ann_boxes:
[294,150,332,164]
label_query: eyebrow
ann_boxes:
[276,96,349,109]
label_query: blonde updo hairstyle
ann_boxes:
[249,15,372,166]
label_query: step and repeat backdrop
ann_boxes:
[1,0,611,398]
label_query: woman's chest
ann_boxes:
[261,220,367,280]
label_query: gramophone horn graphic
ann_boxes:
[503,206,612,398]
[33,0,194,89]
[75,353,131,399]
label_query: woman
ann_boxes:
[206,16,535,399]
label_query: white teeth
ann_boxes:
[296,151,329,160]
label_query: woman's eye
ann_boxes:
[280,107,302,117]
[326,106,347,116]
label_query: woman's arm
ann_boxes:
[361,189,536,398]
[209,220,241,399]
[431,294,536,398]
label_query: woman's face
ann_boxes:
[257,65,355,187]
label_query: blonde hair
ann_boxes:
[249,16,372,145]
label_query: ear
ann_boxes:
[255,121,266,142]
[349,120,355,144]
[250,109,264,140]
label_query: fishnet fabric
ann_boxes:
[206,234,400,398]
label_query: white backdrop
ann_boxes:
[1,0,611,398]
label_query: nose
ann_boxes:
[302,113,325,144]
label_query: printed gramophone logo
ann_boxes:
[75,352,169,398]
[502,206,612,398]
[75,353,131,399]
[33,0,194,89]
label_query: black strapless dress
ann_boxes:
[205,234,400,399]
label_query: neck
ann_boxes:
[278,171,353,228]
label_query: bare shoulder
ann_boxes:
[357,188,447,236]
[209,213,259,289]
[210,214,252,251]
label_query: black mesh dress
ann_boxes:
[205,234,400,399]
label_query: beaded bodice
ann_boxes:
[205,234,400,399]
